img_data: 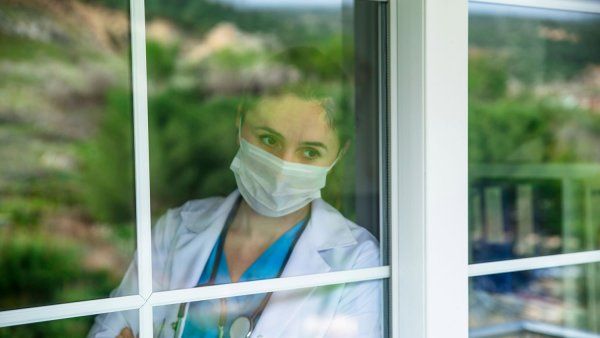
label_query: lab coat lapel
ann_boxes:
[251,199,357,338]
[168,191,241,291]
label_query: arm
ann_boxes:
[87,212,176,338]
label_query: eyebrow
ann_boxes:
[254,126,329,151]
[255,126,284,139]
[300,141,328,151]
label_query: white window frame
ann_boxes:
[0,0,400,335]
[24,0,600,336]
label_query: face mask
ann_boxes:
[230,134,338,218]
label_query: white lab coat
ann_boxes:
[88,190,381,338]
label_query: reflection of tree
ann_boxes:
[469,13,600,335]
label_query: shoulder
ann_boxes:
[343,219,380,269]
[311,199,380,270]
[152,191,239,248]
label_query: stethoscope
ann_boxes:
[168,198,309,338]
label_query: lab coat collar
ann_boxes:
[170,190,360,338]
[180,190,358,252]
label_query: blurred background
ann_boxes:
[468,3,600,337]
[0,0,385,336]
[6,0,599,336]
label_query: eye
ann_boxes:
[302,148,321,160]
[259,135,278,147]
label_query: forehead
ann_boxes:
[246,94,337,143]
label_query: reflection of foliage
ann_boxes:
[0,316,93,338]
[78,88,135,224]
[86,0,340,44]
[80,32,357,220]
[469,53,508,101]
[0,232,114,310]
[468,53,600,164]
[470,14,600,82]
[275,38,347,80]
[148,91,239,214]
[146,40,179,82]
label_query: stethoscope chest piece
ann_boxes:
[230,316,252,338]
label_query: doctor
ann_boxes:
[88,87,382,338]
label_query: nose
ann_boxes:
[280,149,295,163]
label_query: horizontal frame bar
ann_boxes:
[524,321,600,338]
[149,266,390,307]
[0,295,145,328]
[469,250,600,277]
[470,321,600,338]
[470,163,600,180]
[470,0,600,14]
[0,267,390,329]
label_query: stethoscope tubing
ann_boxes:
[173,198,309,338]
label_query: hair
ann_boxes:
[237,46,354,149]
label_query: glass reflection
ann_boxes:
[470,264,600,337]
[0,311,136,338]
[90,0,385,336]
[0,0,136,310]
[469,4,600,263]
[153,281,382,338]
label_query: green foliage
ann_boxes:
[0,34,67,62]
[275,38,347,80]
[78,88,135,224]
[148,90,240,213]
[469,54,508,101]
[470,14,600,82]
[146,40,179,82]
[0,232,114,309]
[0,316,93,338]
[469,96,565,163]
[0,197,45,228]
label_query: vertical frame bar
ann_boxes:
[423,0,468,335]
[130,0,153,336]
[389,0,426,334]
[390,0,469,336]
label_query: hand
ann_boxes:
[116,327,136,338]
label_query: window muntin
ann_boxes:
[0,0,137,311]
[469,3,600,264]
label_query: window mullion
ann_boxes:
[129,0,153,335]
[391,0,469,336]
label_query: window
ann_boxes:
[0,0,137,315]
[0,0,391,337]
[468,1,600,336]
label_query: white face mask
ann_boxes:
[230,135,338,218]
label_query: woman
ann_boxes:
[88,87,382,338]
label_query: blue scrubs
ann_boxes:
[181,219,306,337]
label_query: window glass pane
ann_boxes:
[470,263,600,337]
[152,280,383,338]
[144,0,386,290]
[0,0,137,309]
[468,3,600,263]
